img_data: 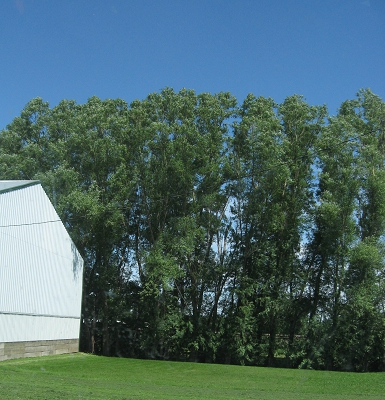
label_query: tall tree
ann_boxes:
[339,90,385,371]
[123,88,236,361]
[304,103,359,369]
[229,94,325,366]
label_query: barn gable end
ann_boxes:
[0,181,84,361]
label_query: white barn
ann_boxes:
[0,180,84,361]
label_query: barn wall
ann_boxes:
[0,314,80,342]
[0,183,84,359]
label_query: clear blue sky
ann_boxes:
[1,0,384,129]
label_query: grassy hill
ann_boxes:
[0,353,384,399]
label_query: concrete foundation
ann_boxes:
[0,339,79,361]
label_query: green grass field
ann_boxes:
[0,353,384,399]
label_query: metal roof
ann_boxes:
[0,180,40,194]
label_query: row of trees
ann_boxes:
[1,88,384,371]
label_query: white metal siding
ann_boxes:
[0,183,83,342]
[0,314,80,342]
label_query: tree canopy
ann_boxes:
[1,88,384,371]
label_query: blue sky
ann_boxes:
[1,0,384,129]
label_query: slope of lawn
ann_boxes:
[0,353,384,399]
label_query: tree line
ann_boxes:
[1,88,384,371]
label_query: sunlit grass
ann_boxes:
[0,353,384,399]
